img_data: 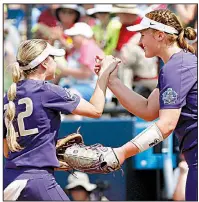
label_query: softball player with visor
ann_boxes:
[3,39,120,200]
[95,9,197,201]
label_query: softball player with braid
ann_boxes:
[3,39,120,200]
[95,9,197,201]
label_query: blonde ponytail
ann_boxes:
[5,62,23,152]
[4,39,47,152]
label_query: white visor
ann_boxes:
[127,16,179,34]
[20,43,65,70]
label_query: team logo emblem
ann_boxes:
[162,88,178,104]
[64,88,77,101]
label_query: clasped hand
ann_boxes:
[94,55,121,79]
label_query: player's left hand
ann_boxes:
[94,55,121,77]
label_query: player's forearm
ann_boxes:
[108,78,154,121]
[89,75,109,116]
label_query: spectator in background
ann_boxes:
[32,23,55,44]
[120,37,158,93]
[55,4,82,29]
[111,4,142,54]
[33,5,83,60]
[54,5,84,54]
[65,172,108,201]
[87,4,121,55]
[110,4,158,95]
[54,22,104,102]
[110,4,144,93]
[38,4,59,27]
[80,4,97,27]
[32,5,60,47]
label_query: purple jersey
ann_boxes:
[157,50,197,152]
[3,79,80,168]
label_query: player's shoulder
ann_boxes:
[179,50,197,62]
[164,50,196,71]
[41,82,80,104]
[43,82,65,93]
[161,50,197,83]
[172,50,196,64]
[42,82,68,98]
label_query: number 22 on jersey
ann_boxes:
[4,97,39,137]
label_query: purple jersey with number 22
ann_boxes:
[3,80,80,168]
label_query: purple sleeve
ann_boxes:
[159,63,197,109]
[41,83,80,114]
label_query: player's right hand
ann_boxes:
[94,55,121,78]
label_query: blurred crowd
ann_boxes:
[4,4,198,117]
[3,4,197,200]
[4,4,198,119]
[4,4,198,118]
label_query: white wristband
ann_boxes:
[131,123,164,152]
